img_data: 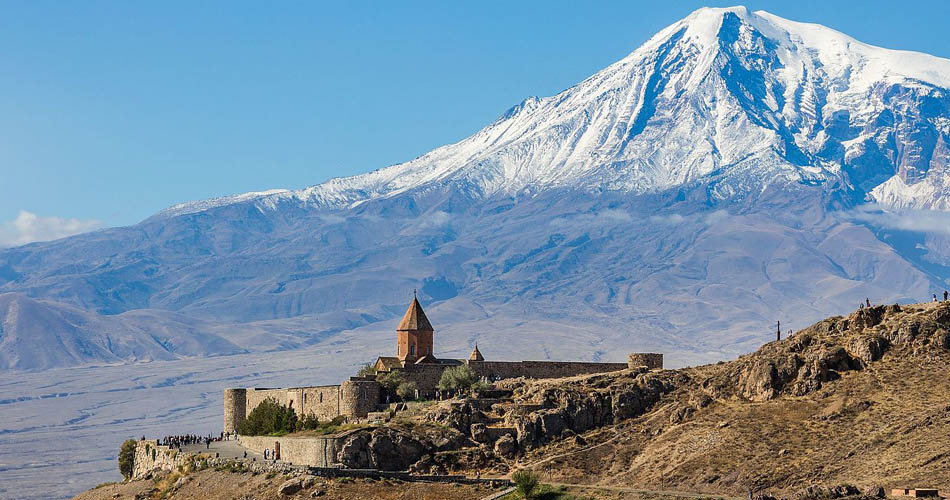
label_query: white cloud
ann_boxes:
[649,213,685,225]
[649,209,729,226]
[416,211,452,229]
[0,210,104,247]
[849,204,950,236]
[549,209,633,228]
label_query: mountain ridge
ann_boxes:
[3,6,950,372]
[157,6,950,220]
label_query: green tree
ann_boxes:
[437,364,478,392]
[376,370,406,393]
[118,439,137,480]
[356,363,376,377]
[396,381,418,401]
[512,469,540,499]
[298,413,321,431]
[237,397,298,436]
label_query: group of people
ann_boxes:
[860,291,949,310]
[155,431,231,450]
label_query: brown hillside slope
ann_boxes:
[445,302,950,495]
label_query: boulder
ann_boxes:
[493,434,516,458]
[278,478,303,496]
[470,423,489,443]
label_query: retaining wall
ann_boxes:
[132,440,192,479]
[237,434,351,467]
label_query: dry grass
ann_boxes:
[73,469,499,500]
[507,304,950,496]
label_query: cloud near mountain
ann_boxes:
[0,210,103,247]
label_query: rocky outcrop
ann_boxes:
[724,303,950,401]
[336,428,424,470]
[796,484,882,500]
[335,425,469,471]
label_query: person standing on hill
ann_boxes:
[934,294,939,303]
[944,290,948,301]
[866,298,871,308]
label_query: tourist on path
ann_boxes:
[944,290,948,301]
[866,298,871,307]
[934,294,939,303]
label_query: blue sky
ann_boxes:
[2,0,950,242]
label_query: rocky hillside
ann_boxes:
[404,301,950,495]
[72,470,500,500]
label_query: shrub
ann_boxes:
[298,413,321,431]
[118,439,137,480]
[357,363,376,377]
[437,365,478,392]
[471,379,493,395]
[237,397,298,436]
[396,381,418,400]
[513,469,540,499]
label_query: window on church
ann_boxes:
[303,394,307,404]
[410,345,415,356]
[319,393,323,403]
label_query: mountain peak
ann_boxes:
[156,8,950,220]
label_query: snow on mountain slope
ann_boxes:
[161,6,950,218]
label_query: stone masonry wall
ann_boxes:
[237,434,348,467]
[299,385,342,421]
[223,389,246,433]
[132,440,191,479]
[400,364,451,393]
[243,385,344,422]
[467,360,628,380]
[626,353,664,370]
[341,379,380,417]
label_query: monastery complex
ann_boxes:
[224,296,663,432]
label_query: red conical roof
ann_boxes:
[397,296,433,331]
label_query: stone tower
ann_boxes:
[396,293,434,362]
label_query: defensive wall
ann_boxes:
[225,379,380,433]
[626,353,664,370]
[131,439,512,488]
[466,359,629,380]
[237,432,354,467]
[133,440,192,479]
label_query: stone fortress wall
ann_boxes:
[225,384,346,433]
[225,354,663,431]
[626,353,664,370]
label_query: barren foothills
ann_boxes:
[76,301,950,499]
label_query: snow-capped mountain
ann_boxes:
[162,6,950,218]
[3,7,950,372]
